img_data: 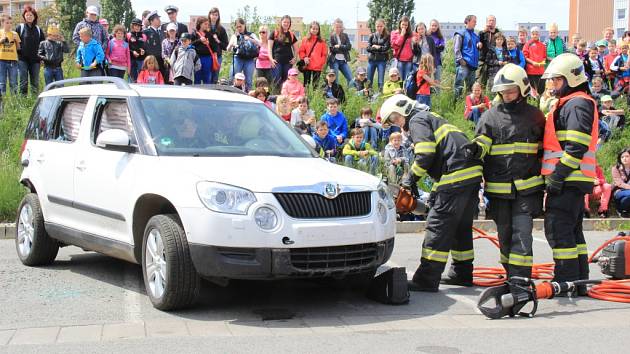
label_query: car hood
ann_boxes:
[159,156,380,193]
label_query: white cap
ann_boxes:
[86,6,99,16]
[234,72,246,80]
[166,22,177,32]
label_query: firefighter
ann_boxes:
[380,95,483,292]
[540,53,599,292]
[465,64,546,280]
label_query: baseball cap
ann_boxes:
[164,5,178,13]
[166,22,177,32]
[596,40,608,47]
[326,69,336,76]
[357,67,367,75]
[234,72,246,80]
[86,5,99,16]
[131,18,142,26]
[288,68,299,76]
[389,67,400,76]
[180,32,193,41]
[601,95,613,102]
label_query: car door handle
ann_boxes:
[76,162,87,171]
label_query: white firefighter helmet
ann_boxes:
[492,63,531,97]
[380,94,416,125]
[541,53,588,88]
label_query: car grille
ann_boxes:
[273,192,371,219]
[289,242,381,271]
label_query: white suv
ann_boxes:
[16,77,396,310]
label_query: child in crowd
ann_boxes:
[106,25,130,79]
[353,67,371,98]
[170,33,200,86]
[485,33,509,89]
[584,164,612,218]
[290,97,315,135]
[383,132,409,185]
[0,15,19,95]
[590,76,618,104]
[137,55,164,84]
[281,68,305,106]
[574,40,588,61]
[353,106,381,148]
[597,40,608,58]
[312,120,337,162]
[232,72,247,92]
[613,148,630,217]
[464,82,490,125]
[539,79,558,115]
[415,53,438,107]
[321,69,345,103]
[76,27,105,77]
[583,46,605,84]
[38,25,68,85]
[383,67,403,98]
[320,98,348,145]
[611,44,630,95]
[162,23,180,83]
[604,40,618,89]
[127,18,146,83]
[343,128,378,175]
[253,87,273,109]
[275,95,292,122]
[523,26,547,98]
[506,36,525,69]
[599,95,626,130]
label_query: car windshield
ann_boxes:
[141,98,314,157]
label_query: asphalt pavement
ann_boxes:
[1,231,630,353]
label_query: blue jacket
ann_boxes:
[76,38,105,68]
[320,111,349,140]
[313,133,338,155]
[507,48,526,69]
[454,29,479,69]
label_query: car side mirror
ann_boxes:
[96,129,136,153]
[301,134,317,149]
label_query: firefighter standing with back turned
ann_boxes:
[380,95,482,292]
[465,64,546,282]
[540,53,599,295]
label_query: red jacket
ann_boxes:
[391,30,414,62]
[464,94,490,118]
[523,39,547,75]
[137,70,164,84]
[298,35,328,71]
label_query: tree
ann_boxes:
[55,0,85,38]
[100,0,136,30]
[367,0,415,32]
[231,5,273,34]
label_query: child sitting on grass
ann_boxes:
[312,120,338,162]
[353,106,381,149]
[343,128,378,175]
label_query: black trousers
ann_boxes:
[413,183,479,288]
[544,188,589,282]
[303,70,321,89]
[488,192,543,279]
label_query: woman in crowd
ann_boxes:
[190,17,213,84]
[391,16,414,82]
[366,18,390,93]
[207,7,228,84]
[268,15,299,92]
[328,18,353,86]
[428,19,445,83]
[412,22,436,69]
[256,26,273,86]
[227,18,260,91]
[16,6,44,95]
[612,147,630,217]
[298,21,328,89]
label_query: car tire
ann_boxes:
[15,193,59,266]
[142,214,200,310]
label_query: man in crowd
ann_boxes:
[161,5,188,39]
[72,6,107,50]
[477,15,501,87]
[453,15,480,98]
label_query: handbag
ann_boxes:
[197,31,220,72]
[297,39,319,72]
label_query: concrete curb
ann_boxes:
[1,219,629,238]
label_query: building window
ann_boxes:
[618,28,625,38]
[348,34,355,42]
[361,35,369,42]
[360,48,367,55]
[618,9,626,19]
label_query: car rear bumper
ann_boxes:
[189,238,395,280]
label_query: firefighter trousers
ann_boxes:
[544,187,589,282]
[412,183,479,288]
[488,192,543,279]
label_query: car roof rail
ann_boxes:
[44,76,132,92]
[193,84,248,95]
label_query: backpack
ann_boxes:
[404,67,419,98]
[17,23,41,40]
[235,32,259,59]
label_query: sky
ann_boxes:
[131,0,570,30]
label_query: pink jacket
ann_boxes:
[107,38,131,71]
[281,79,305,101]
[612,165,630,191]
[257,45,272,69]
[391,30,414,62]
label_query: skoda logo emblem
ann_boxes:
[324,183,339,199]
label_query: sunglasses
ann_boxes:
[259,31,267,34]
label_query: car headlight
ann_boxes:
[254,206,278,231]
[377,203,388,224]
[196,182,256,215]
[378,182,395,209]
